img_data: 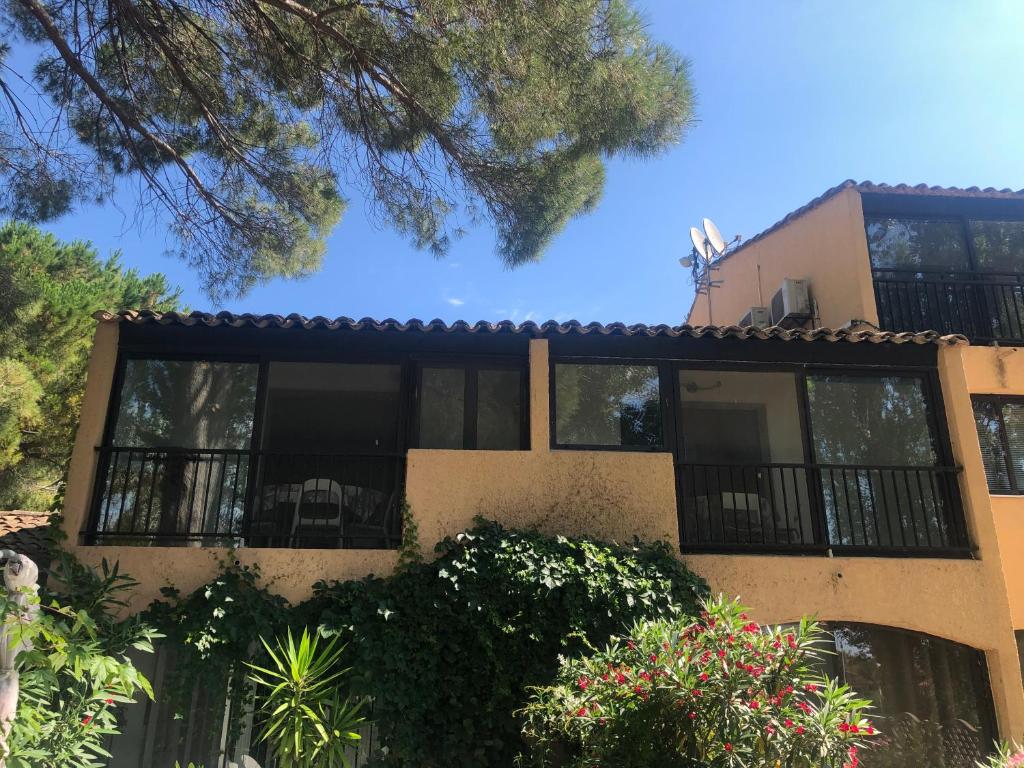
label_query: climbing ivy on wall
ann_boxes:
[146,520,709,768]
[301,519,709,767]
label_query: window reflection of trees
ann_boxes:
[100,359,259,542]
[555,364,662,447]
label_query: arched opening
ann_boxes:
[820,623,997,767]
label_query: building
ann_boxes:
[58,181,1024,766]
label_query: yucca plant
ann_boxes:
[246,628,364,768]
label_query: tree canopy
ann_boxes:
[0,221,179,509]
[1,0,694,297]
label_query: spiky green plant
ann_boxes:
[246,628,364,768]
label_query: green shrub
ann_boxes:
[520,595,875,768]
[302,518,709,768]
[247,628,364,768]
[4,555,158,768]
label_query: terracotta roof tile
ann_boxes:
[0,512,52,562]
[95,310,966,346]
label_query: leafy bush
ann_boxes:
[520,596,875,768]
[302,518,708,768]
[4,555,158,768]
[145,558,288,727]
[247,628,364,768]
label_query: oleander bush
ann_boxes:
[520,595,876,768]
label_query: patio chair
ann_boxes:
[291,478,344,546]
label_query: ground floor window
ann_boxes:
[822,623,996,768]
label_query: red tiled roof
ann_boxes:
[94,310,966,346]
[724,180,1024,261]
[0,512,52,562]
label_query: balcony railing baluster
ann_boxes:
[677,460,969,557]
[873,268,1024,343]
[86,447,404,549]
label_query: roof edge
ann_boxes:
[94,310,967,346]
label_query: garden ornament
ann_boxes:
[0,551,39,766]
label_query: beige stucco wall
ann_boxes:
[60,328,1024,739]
[687,188,877,329]
[961,345,1024,630]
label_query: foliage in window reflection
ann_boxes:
[555,364,662,447]
[969,221,1024,273]
[866,217,970,271]
[806,375,937,466]
[114,360,258,449]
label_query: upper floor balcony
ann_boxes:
[868,214,1024,344]
[75,312,973,560]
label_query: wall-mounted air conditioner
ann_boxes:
[739,306,771,328]
[770,279,812,327]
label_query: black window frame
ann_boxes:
[548,357,675,452]
[864,213,975,273]
[413,357,530,451]
[971,395,1024,494]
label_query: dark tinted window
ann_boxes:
[477,369,523,450]
[805,374,938,466]
[972,397,1024,493]
[418,364,525,450]
[114,359,258,449]
[970,220,1024,273]
[419,367,466,449]
[866,217,970,271]
[554,363,662,447]
[264,363,402,453]
[827,624,996,768]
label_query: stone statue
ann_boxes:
[0,551,40,767]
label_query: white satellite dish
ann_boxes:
[689,226,710,261]
[702,218,727,257]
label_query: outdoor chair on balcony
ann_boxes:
[291,478,344,547]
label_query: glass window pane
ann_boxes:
[677,371,812,546]
[805,375,937,466]
[114,359,258,449]
[830,624,996,767]
[264,363,401,453]
[477,369,523,450]
[420,367,465,449]
[866,217,971,271]
[555,364,662,447]
[1002,402,1024,491]
[970,220,1024,273]
[972,399,1012,493]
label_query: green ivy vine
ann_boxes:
[143,519,709,768]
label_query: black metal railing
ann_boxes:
[86,447,404,548]
[676,461,969,556]
[873,268,1024,343]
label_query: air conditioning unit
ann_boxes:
[770,278,812,327]
[739,306,771,328]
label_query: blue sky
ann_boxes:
[21,1,1024,324]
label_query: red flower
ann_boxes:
[82,715,93,725]
[577,676,591,691]
[691,688,702,697]
[749,700,760,710]
[838,722,850,732]
[724,743,733,752]
[784,718,794,728]
[795,726,805,735]
[627,640,636,650]
[765,724,775,734]
[649,654,658,663]
[716,649,726,658]
[576,707,587,717]
[688,711,697,720]
[805,683,818,692]
[104,698,114,705]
